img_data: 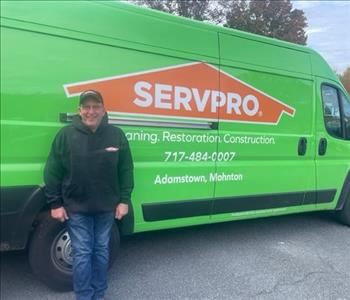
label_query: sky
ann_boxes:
[292,0,350,73]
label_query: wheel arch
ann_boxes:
[0,185,48,251]
[335,170,350,211]
[14,185,49,249]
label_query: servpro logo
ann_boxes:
[64,62,295,124]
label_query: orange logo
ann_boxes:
[64,62,295,124]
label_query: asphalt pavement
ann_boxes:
[1,211,350,300]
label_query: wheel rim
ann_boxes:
[50,229,73,273]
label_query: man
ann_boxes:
[44,90,134,300]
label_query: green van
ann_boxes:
[1,0,349,290]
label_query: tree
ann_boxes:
[220,0,307,45]
[338,66,350,95]
[130,0,308,45]
[131,0,213,22]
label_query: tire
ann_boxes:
[336,194,350,226]
[28,215,120,291]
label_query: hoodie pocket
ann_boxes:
[96,151,119,176]
[103,149,119,165]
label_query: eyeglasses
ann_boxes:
[80,104,104,111]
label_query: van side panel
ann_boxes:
[1,21,220,235]
[219,33,312,76]
[212,33,317,221]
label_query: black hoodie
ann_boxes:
[44,114,134,213]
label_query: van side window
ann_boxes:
[321,85,342,138]
[340,92,350,139]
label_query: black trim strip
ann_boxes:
[60,113,218,130]
[303,191,317,205]
[213,192,303,215]
[143,199,212,222]
[317,189,337,204]
[142,189,337,222]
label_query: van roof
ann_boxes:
[0,0,338,81]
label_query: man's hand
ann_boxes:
[51,207,69,222]
[115,203,129,220]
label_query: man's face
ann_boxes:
[79,98,105,132]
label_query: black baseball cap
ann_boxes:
[79,90,104,105]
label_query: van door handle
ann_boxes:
[318,138,327,156]
[298,137,307,156]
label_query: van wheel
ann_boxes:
[28,215,120,291]
[336,194,350,226]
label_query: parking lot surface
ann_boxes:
[1,211,350,300]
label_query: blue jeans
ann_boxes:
[67,212,115,300]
